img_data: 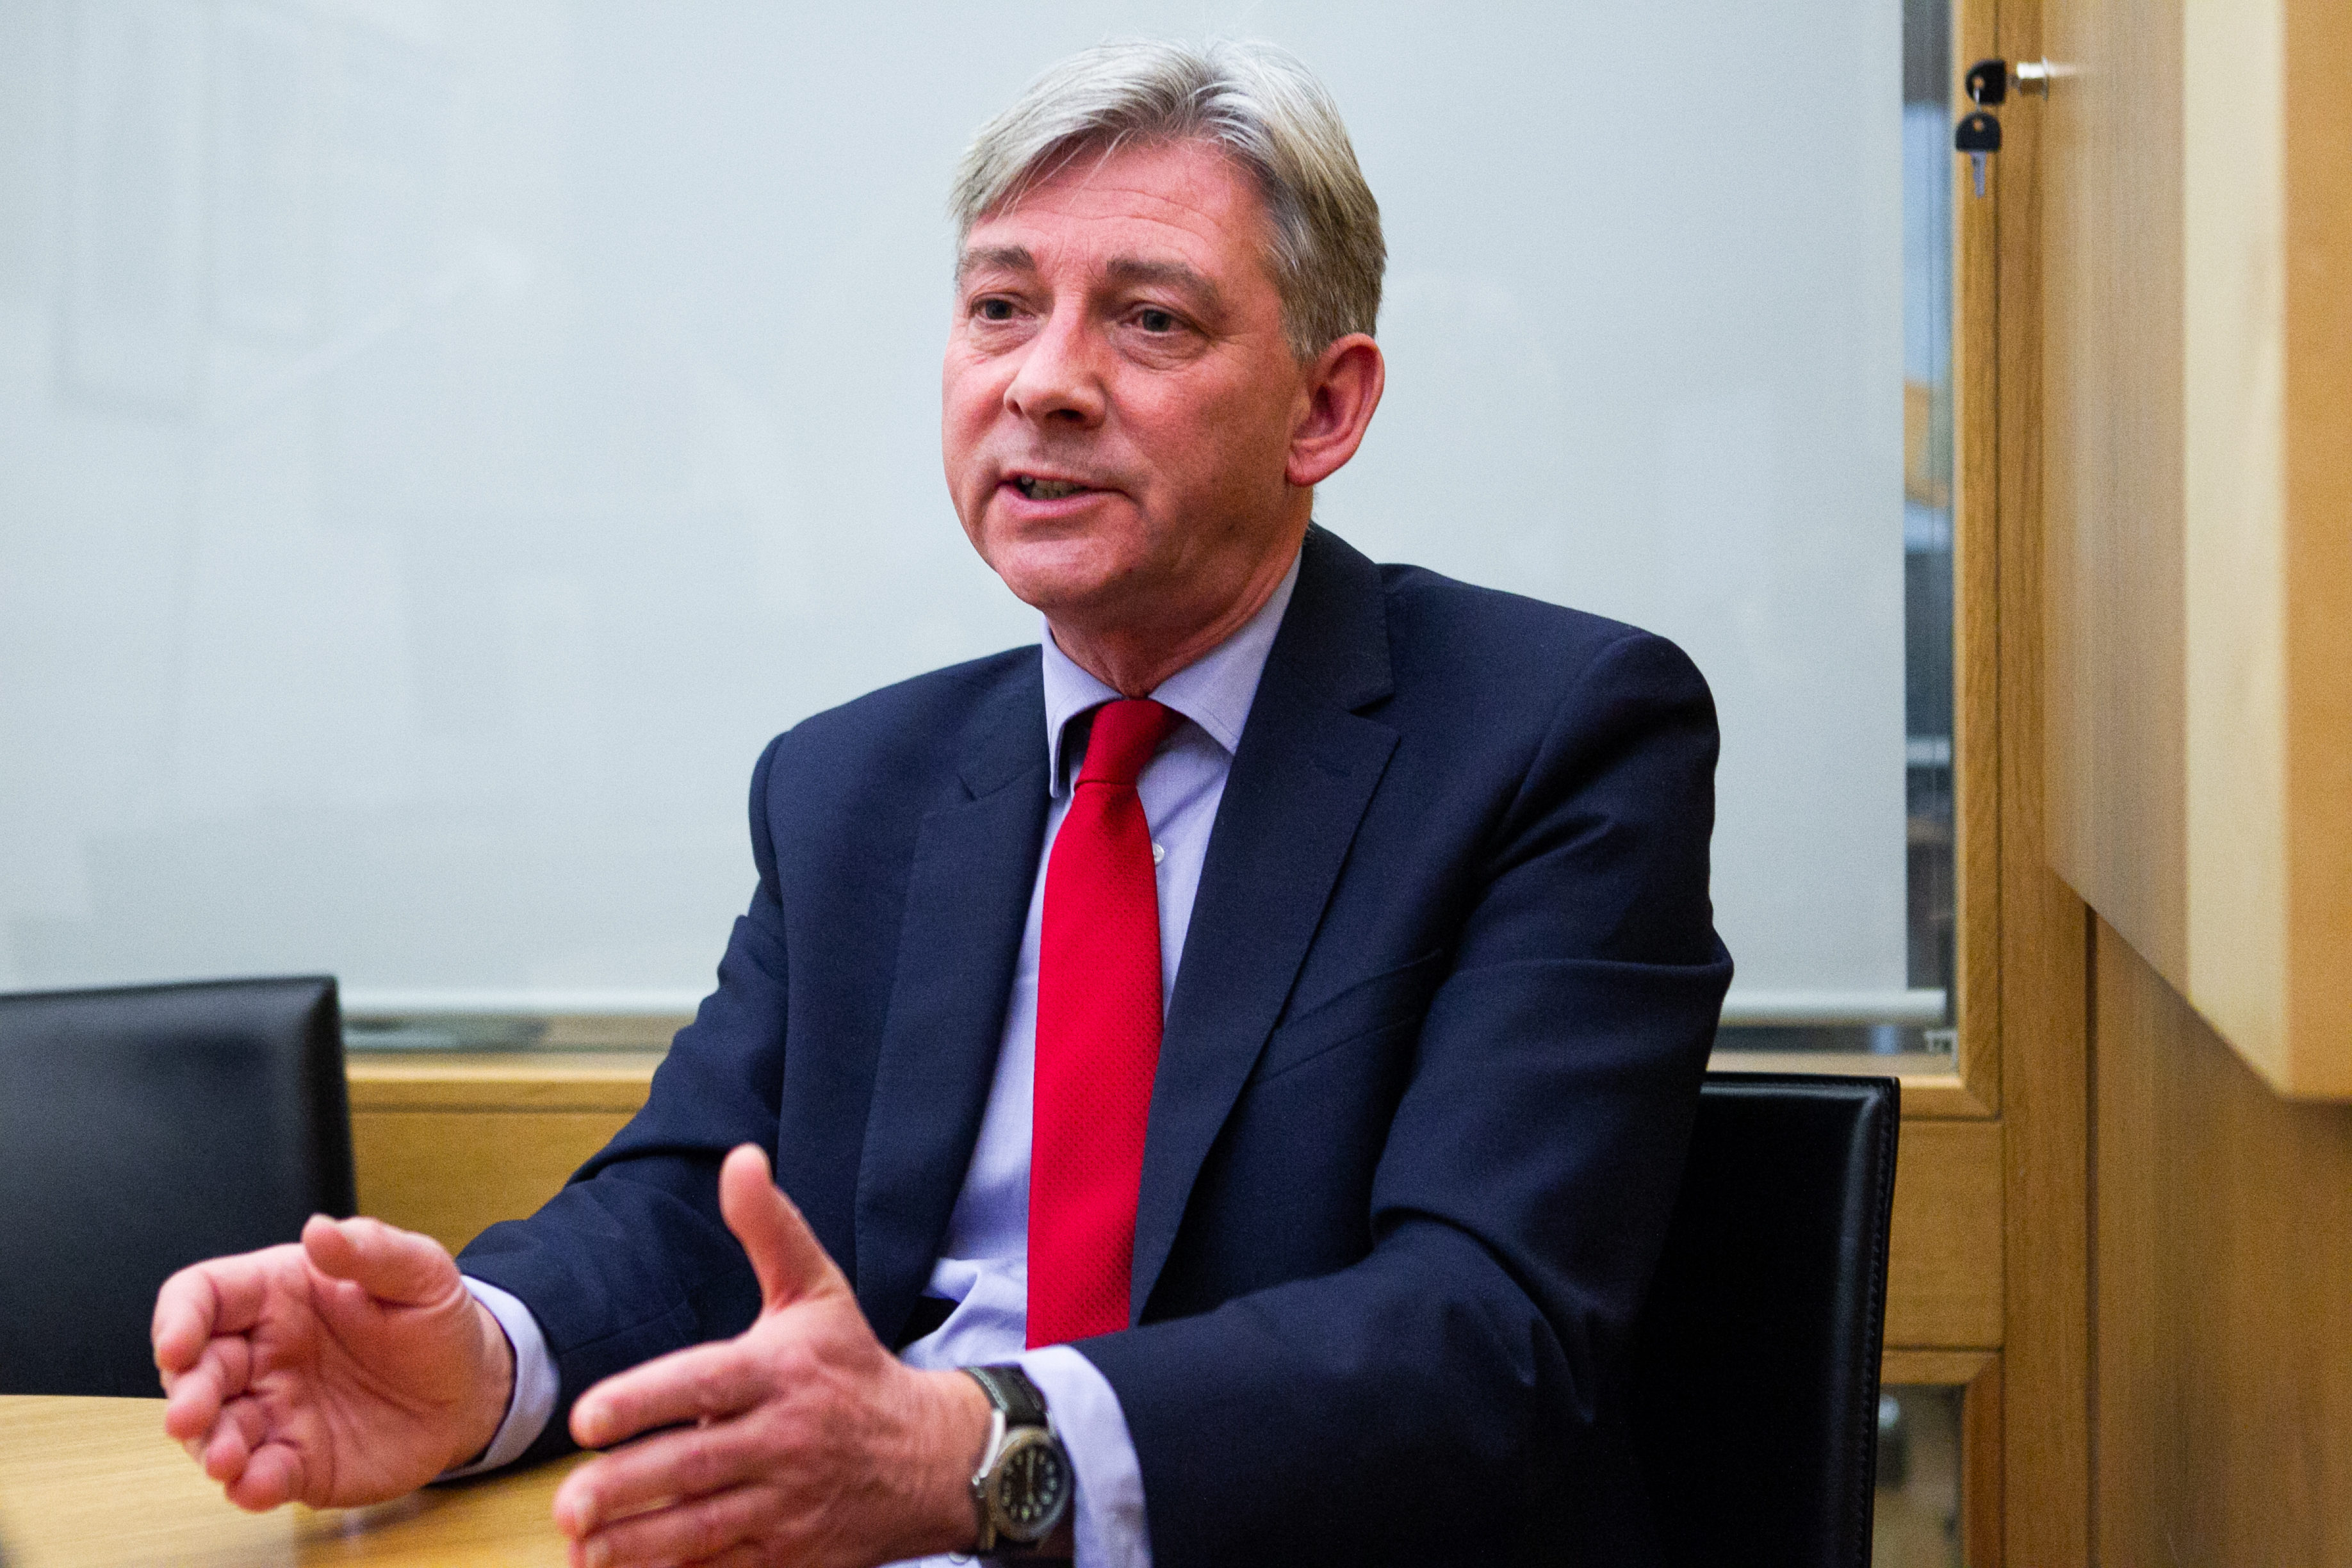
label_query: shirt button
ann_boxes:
[1152,842,1166,866]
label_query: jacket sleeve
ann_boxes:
[1077,630,1733,1567]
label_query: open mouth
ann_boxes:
[1011,476,1094,501]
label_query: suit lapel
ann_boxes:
[1131,528,1398,1317]
[851,673,1047,1336]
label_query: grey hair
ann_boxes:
[949,38,1384,361]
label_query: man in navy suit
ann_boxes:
[154,39,1729,1567]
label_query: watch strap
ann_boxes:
[966,1363,1050,1430]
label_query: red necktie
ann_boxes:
[1028,698,1182,1347]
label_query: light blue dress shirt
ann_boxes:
[460,551,1302,1568]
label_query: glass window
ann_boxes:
[1875,1385,1965,1568]
[0,5,1961,1054]
[1717,0,1956,1058]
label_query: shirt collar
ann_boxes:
[1040,548,1303,797]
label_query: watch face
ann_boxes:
[988,1427,1073,1542]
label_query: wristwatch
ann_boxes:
[964,1363,1073,1554]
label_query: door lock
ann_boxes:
[1954,56,2069,200]
[1963,56,2070,106]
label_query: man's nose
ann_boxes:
[1002,307,1106,428]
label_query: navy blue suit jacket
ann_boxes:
[461,525,1733,1565]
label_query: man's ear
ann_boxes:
[1286,332,1385,489]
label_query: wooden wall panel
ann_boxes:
[2281,0,2352,1086]
[347,1052,658,1256]
[2180,0,2289,1066]
[352,1109,638,1258]
[2091,918,2352,1566]
[1961,1355,2005,1568]
[1886,1120,2005,1350]
[2043,0,2352,1095]
[2039,0,2187,983]
[1952,0,2004,1120]
[1994,0,2095,1557]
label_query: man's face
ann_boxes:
[942,139,1312,646]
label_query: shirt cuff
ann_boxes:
[1018,1345,1152,1568]
[439,1277,560,1478]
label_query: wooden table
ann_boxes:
[0,1398,589,1566]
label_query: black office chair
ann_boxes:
[0,976,355,1396]
[1627,1072,1900,1568]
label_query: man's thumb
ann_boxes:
[719,1143,842,1310]
[301,1214,458,1306]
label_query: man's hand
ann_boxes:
[152,1214,516,1512]
[551,1144,992,1568]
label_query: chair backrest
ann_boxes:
[0,976,354,1396]
[1626,1072,1900,1568]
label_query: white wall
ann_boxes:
[0,0,1912,1017]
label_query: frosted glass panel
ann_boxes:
[0,1,1907,1015]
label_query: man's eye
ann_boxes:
[975,298,1017,322]
[1135,307,1177,333]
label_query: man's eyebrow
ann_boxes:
[953,247,1227,316]
[1102,257,1223,313]
[956,244,1036,284]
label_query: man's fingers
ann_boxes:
[198,1396,268,1483]
[300,1213,460,1307]
[153,1255,275,1375]
[587,1542,762,1568]
[162,1334,256,1442]
[693,1546,767,1568]
[569,1339,762,1453]
[553,1420,774,1540]
[161,1368,224,1445]
[717,1144,844,1312]
[152,1268,219,1377]
[566,1480,780,1568]
[222,1439,306,1514]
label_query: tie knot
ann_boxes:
[1075,699,1179,787]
